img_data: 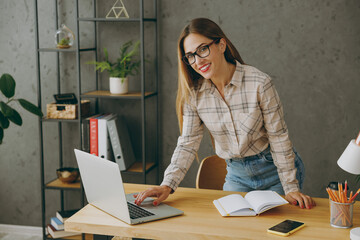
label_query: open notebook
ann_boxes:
[213,190,288,216]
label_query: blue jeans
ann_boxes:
[223,146,304,195]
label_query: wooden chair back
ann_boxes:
[196,155,227,190]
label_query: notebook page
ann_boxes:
[244,190,288,214]
[217,194,252,215]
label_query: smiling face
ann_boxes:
[183,33,226,80]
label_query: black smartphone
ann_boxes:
[267,219,305,237]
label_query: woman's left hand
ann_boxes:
[285,191,316,209]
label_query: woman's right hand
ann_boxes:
[133,185,172,206]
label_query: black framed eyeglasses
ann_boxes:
[182,39,219,65]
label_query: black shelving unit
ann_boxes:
[35,0,159,239]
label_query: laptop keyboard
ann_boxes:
[127,202,155,219]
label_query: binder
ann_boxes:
[107,116,136,171]
[81,118,90,153]
[98,113,116,159]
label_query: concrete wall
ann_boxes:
[0,0,359,226]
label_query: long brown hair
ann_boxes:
[176,18,245,134]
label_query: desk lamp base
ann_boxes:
[350,227,360,240]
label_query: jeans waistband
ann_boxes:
[230,145,271,162]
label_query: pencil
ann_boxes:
[349,191,353,203]
[356,131,360,146]
[326,188,335,201]
[327,188,341,202]
[350,189,360,202]
[332,189,340,202]
[341,183,345,203]
[338,183,343,203]
[345,180,348,201]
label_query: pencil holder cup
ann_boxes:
[329,199,354,228]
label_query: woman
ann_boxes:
[135,18,315,209]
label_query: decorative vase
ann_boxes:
[55,24,75,49]
[109,77,128,94]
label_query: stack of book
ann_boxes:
[47,209,80,238]
[82,113,136,171]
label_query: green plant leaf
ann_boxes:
[0,111,9,129]
[96,62,112,72]
[0,73,16,98]
[0,101,14,117]
[104,48,109,62]
[87,60,112,73]
[18,99,43,117]
[0,102,21,125]
[85,41,142,78]
[0,127,3,144]
[120,41,132,59]
[8,108,22,126]
[125,41,140,59]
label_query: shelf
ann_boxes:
[78,17,156,22]
[44,163,156,190]
[126,162,156,173]
[81,90,157,99]
[38,48,96,52]
[37,1,159,239]
[46,233,93,240]
[45,178,81,190]
[41,118,79,123]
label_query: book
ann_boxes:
[107,116,136,171]
[89,114,104,156]
[82,114,102,153]
[213,190,288,216]
[98,113,116,159]
[47,224,80,239]
[56,209,80,223]
[50,217,64,230]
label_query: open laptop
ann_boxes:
[74,149,184,225]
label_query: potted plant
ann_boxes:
[55,24,75,49]
[0,73,43,144]
[87,40,141,94]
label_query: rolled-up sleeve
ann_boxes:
[161,98,204,191]
[259,76,299,194]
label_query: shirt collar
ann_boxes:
[231,61,245,88]
[198,61,244,92]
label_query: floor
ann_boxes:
[0,232,41,240]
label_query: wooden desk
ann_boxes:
[65,183,358,239]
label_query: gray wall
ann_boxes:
[0,0,359,227]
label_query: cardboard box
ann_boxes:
[46,100,90,119]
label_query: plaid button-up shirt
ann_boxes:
[161,61,299,195]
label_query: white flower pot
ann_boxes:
[109,77,128,94]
